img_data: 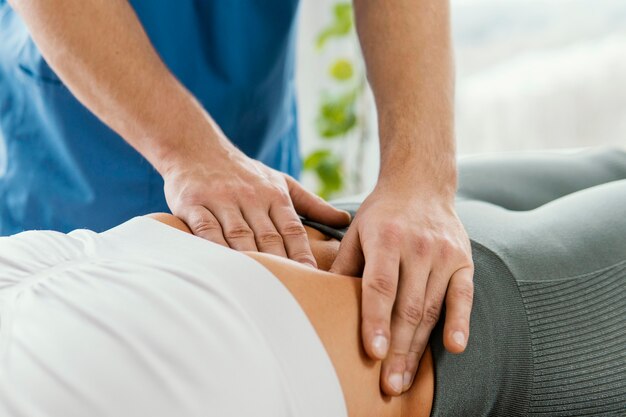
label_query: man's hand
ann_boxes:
[163,146,351,267]
[348,0,467,396]
[330,182,474,396]
[7,0,351,261]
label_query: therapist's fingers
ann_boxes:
[242,208,288,258]
[212,207,258,252]
[286,176,351,227]
[442,267,474,354]
[379,257,430,396]
[179,205,228,247]
[401,269,449,392]
[359,234,401,364]
[270,202,317,268]
[329,225,365,277]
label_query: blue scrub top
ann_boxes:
[0,0,301,235]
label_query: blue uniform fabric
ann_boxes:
[0,0,301,235]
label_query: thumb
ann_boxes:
[286,176,351,227]
[329,226,364,277]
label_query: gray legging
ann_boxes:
[307,147,626,416]
[457,147,626,208]
[435,148,626,417]
[455,147,626,281]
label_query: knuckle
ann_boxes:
[413,235,434,257]
[365,275,397,299]
[453,281,475,303]
[256,230,283,246]
[224,224,254,240]
[278,193,293,206]
[269,184,290,201]
[188,213,221,234]
[193,219,221,235]
[280,221,307,238]
[380,221,403,244]
[422,304,441,327]
[397,303,423,327]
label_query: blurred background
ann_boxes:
[1,0,622,199]
[296,0,626,197]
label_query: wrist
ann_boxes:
[151,115,236,178]
[376,176,457,204]
[157,134,236,179]
[378,145,457,200]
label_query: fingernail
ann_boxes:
[388,373,403,394]
[403,371,413,389]
[452,331,466,348]
[372,335,388,358]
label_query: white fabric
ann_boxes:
[0,217,347,417]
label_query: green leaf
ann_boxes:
[316,158,343,191]
[301,149,345,198]
[330,59,354,81]
[316,111,356,138]
[303,149,333,171]
[333,3,353,22]
[316,2,354,49]
[315,89,358,138]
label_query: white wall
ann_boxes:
[453,0,626,154]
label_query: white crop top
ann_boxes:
[0,217,347,417]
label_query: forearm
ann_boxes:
[9,0,230,174]
[353,0,456,197]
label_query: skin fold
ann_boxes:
[148,213,434,417]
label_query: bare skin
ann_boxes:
[149,213,434,417]
[8,0,472,394]
[338,0,474,395]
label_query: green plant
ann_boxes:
[303,149,343,199]
[302,1,369,200]
[315,3,354,49]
